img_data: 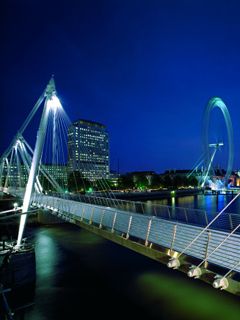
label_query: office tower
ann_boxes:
[68,119,109,181]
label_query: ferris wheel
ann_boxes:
[202,97,234,188]
[188,97,234,189]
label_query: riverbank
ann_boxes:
[112,188,201,201]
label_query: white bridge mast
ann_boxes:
[16,77,57,248]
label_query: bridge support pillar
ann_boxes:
[37,209,64,224]
[16,77,56,248]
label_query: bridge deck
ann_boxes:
[30,193,240,274]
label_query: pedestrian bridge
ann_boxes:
[5,186,240,296]
[1,77,240,296]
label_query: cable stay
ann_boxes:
[200,142,224,188]
[167,189,240,280]
[187,152,206,179]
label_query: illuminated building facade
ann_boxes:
[41,164,68,189]
[68,119,109,180]
[1,163,68,190]
[1,163,28,187]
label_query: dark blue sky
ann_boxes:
[1,0,240,173]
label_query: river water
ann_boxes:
[146,193,240,215]
[2,194,240,319]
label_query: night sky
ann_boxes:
[2,0,240,174]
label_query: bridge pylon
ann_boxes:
[16,76,60,248]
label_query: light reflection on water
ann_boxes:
[135,272,240,320]
[15,224,240,320]
[4,194,240,319]
[34,231,59,288]
[146,194,240,215]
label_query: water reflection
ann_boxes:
[11,224,240,320]
[171,196,175,207]
[147,194,240,215]
[216,195,227,212]
[35,230,59,288]
[135,272,240,320]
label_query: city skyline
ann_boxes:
[2,1,240,173]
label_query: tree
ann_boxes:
[135,175,148,190]
[118,174,134,189]
[173,175,184,188]
[187,176,198,187]
[162,174,173,188]
[68,171,91,193]
[150,174,163,189]
[94,179,113,191]
[40,175,52,192]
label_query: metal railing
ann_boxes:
[46,191,240,232]
[6,187,240,233]
[31,193,240,275]
[6,187,240,290]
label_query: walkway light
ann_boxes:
[167,257,180,269]
[13,202,18,210]
[213,276,229,290]
[188,266,202,279]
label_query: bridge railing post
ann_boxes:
[204,211,208,226]
[167,206,171,219]
[89,207,95,225]
[99,209,105,229]
[67,200,70,216]
[62,199,65,213]
[126,216,132,239]
[203,230,211,268]
[54,197,58,212]
[81,207,85,221]
[134,203,137,213]
[129,202,133,213]
[184,208,188,223]
[153,206,157,217]
[111,212,117,233]
[64,199,68,213]
[145,218,152,246]
[229,214,233,230]
[170,224,177,254]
